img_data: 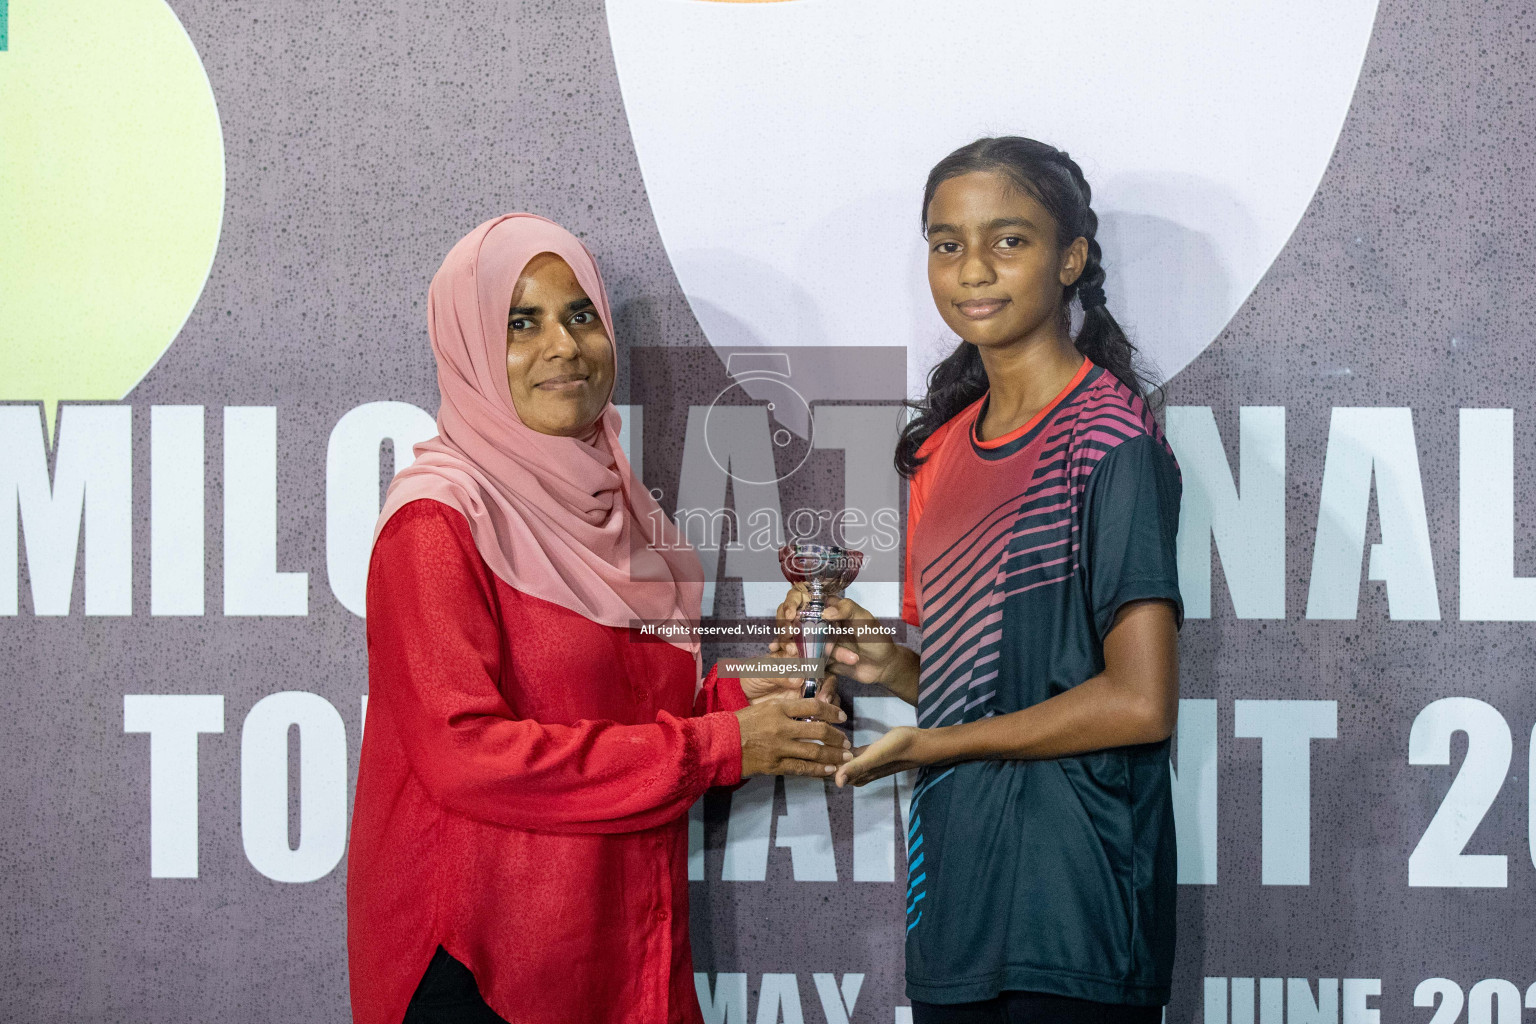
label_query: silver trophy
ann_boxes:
[778,541,865,699]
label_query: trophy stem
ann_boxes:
[801,579,828,700]
[777,540,863,714]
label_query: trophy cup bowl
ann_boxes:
[778,541,865,700]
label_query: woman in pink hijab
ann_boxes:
[347,214,849,1024]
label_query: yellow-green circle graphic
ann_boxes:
[0,0,225,430]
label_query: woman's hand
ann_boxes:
[738,636,824,705]
[833,726,930,787]
[735,698,852,777]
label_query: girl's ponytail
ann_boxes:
[1055,158,1144,407]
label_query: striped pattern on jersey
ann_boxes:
[913,368,1165,733]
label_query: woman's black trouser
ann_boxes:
[402,947,509,1024]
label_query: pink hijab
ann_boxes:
[376,214,704,660]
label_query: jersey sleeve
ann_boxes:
[1081,434,1184,639]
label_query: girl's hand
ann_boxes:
[780,590,921,705]
[834,726,929,787]
[820,596,901,685]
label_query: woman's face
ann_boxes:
[925,170,1085,351]
[505,252,614,437]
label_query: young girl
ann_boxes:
[797,137,1182,1022]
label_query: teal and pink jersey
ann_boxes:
[900,359,1183,1006]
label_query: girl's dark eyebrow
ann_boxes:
[986,217,1037,231]
[926,216,1038,237]
[566,297,594,313]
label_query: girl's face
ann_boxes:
[505,252,614,437]
[925,170,1086,351]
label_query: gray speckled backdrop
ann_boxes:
[3,0,1535,1020]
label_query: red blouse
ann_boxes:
[347,499,748,1024]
